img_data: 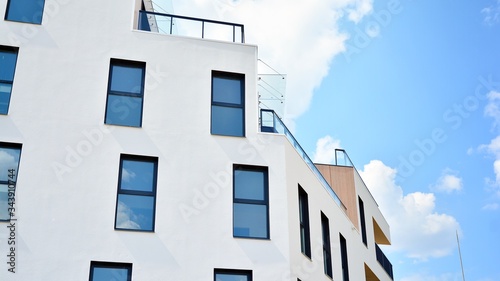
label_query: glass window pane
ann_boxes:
[5,0,45,24]
[0,184,10,221]
[0,51,17,81]
[234,169,264,200]
[105,95,142,127]
[215,273,249,281]
[92,267,129,281]
[234,203,267,238]
[121,160,155,192]
[300,228,307,250]
[213,76,242,104]
[0,146,21,182]
[138,11,151,32]
[116,194,154,231]
[211,105,243,136]
[110,65,143,94]
[0,83,13,114]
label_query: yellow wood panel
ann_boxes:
[315,164,359,230]
[364,263,381,281]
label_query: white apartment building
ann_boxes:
[0,0,393,280]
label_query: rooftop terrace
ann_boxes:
[138,10,245,43]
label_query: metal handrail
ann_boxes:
[334,148,381,208]
[334,149,354,167]
[138,10,245,43]
[260,109,346,212]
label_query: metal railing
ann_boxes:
[334,148,354,167]
[334,148,381,208]
[376,243,394,280]
[138,10,245,43]
[260,109,346,211]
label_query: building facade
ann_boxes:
[0,0,393,280]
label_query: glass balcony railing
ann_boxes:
[334,148,354,167]
[376,243,394,280]
[260,109,346,211]
[138,10,245,43]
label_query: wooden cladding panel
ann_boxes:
[315,164,359,230]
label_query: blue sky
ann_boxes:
[300,1,500,280]
[162,1,500,280]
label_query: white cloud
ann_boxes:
[430,170,463,194]
[121,168,136,183]
[312,135,342,164]
[480,92,500,205]
[347,0,374,23]
[480,135,500,156]
[479,136,500,190]
[482,203,499,211]
[482,0,500,25]
[168,0,374,121]
[480,95,500,186]
[399,273,458,281]
[116,201,141,230]
[359,160,461,260]
[484,91,500,129]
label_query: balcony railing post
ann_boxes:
[170,16,173,34]
[202,21,205,39]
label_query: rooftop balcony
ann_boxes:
[260,109,346,211]
[138,10,245,43]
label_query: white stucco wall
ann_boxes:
[0,0,392,280]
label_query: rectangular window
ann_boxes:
[340,233,350,281]
[4,0,45,24]
[321,212,333,278]
[115,155,157,232]
[0,142,21,221]
[105,59,145,127]
[0,46,18,115]
[298,185,311,258]
[233,165,269,239]
[89,261,132,281]
[214,269,252,281]
[211,71,245,137]
[358,197,367,246]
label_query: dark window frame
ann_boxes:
[321,212,333,278]
[114,154,158,232]
[214,268,252,281]
[104,58,146,127]
[340,233,350,281]
[4,0,45,24]
[0,46,19,115]
[233,164,269,239]
[358,196,368,246]
[211,70,245,137]
[89,261,132,281]
[298,185,311,258]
